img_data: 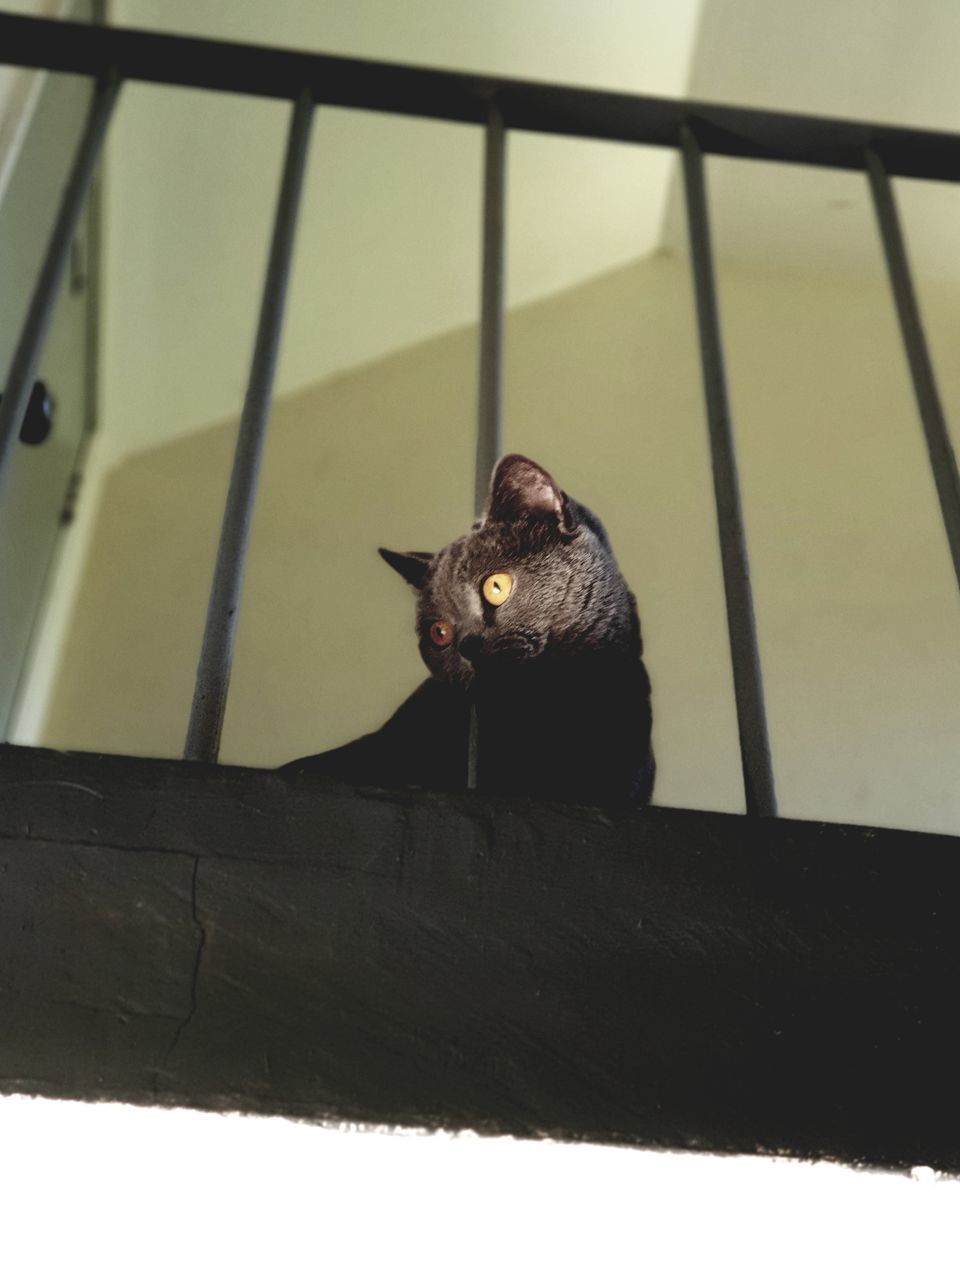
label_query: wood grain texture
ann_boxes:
[0,743,957,1170]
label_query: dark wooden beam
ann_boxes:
[0,742,957,1170]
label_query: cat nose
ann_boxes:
[457,632,483,664]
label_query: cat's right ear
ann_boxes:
[485,454,579,537]
[378,547,434,589]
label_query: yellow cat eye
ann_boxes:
[482,571,513,606]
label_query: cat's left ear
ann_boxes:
[378,547,434,589]
[485,453,579,537]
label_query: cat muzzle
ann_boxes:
[458,631,543,665]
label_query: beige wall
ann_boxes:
[100,0,702,464]
[43,251,960,835]
[0,0,74,202]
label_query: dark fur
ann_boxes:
[282,455,654,806]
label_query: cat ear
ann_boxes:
[485,454,578,536]
[378,547,434,589]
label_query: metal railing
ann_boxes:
[4,11,960,817]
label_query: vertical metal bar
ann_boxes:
[866,148,960,593]
[474,101,506,518]
[680,124,777,818]
[469,101,507,789]
[0,71,120,500]
[184,89,314,762]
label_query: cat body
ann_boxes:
[282,455,654,806]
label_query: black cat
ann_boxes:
[282,454,654,805]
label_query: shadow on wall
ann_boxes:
[40,250,960,835]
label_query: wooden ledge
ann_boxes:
[0,743,957,1171]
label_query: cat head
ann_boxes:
[380,454,637,688]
